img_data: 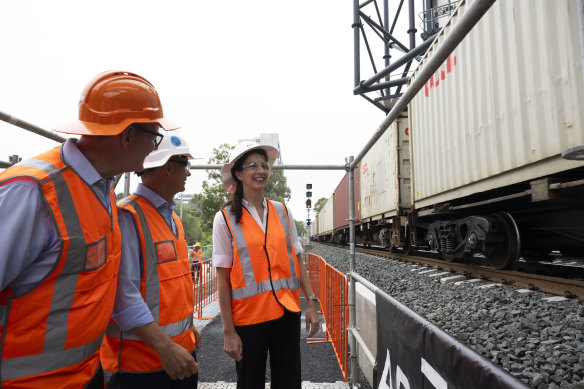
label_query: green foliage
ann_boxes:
[314,197,328,213]
[264,169,291,203]
[295,220,306,237]
[173,204,204,245]
[198,144,233,232]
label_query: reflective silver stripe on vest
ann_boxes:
[15,157,60,174]
[105,313,193,341]
[224,201,300,301]
[271,201,298,281]
[119,198,160,321]
[1,162,102,380]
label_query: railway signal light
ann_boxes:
[306,199,311,209]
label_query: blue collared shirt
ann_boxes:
[0,138,114,295]
[112,183,179,331]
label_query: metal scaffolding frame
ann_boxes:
[352,0,466,113]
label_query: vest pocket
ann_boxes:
[155,240,177,263]
[85,236,107,271]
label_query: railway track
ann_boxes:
[321,243,584,299]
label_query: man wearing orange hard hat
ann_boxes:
[0,71,178,388]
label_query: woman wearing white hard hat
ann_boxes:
[212,141,320,388]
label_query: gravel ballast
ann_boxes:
[307,243,584,389]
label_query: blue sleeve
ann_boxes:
[0,179,59,292]
[112,209,154,331]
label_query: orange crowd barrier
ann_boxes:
[193,259,218,319]
[306,253,349,382]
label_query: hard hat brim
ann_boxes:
[52,117,180,136]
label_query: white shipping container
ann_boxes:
[360,119,408,219]
[410,0,584,208]
[319,195,335,234]
[310,218,317,238]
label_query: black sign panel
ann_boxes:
[373,289,528,389]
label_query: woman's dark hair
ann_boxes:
[223,148,268,223]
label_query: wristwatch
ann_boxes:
[307,294,318,302]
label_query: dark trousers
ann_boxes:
[235,310,301,389]
[85,364,104,389]
[108,351,198,389]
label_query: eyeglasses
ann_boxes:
[134,125,164,147]
[169,159,191,172]
[241,161,270,171]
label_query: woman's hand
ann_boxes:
[305,301,321,338]
[224,330,243,361]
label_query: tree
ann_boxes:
[264,168,291,203]
[314,197,328,213]
[295,220,306,237]
[198,144,233,232]
[175,204,203,245]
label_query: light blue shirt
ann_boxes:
[113,183,179,331]
[0,138,114,295]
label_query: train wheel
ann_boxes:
[486,212,521,269]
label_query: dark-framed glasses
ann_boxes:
[241,161,270,171]
[134,124,164,147]
[169,159,191,172]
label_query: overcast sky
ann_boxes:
[0,0,420,223]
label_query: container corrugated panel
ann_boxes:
[410,0,584,208]
[320,194,335,234]
[310,216,317,237]
[333,162,361,229]
[360,120,400,220]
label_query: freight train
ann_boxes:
[311,0,584,269]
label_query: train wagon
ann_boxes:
[316,0,584,269]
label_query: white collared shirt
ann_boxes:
[212,198,304,268]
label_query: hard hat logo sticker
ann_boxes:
[171,136,181,147]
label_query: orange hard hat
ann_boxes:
[54,70,179,136]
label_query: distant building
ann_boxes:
[174,193,194,204]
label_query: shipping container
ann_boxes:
[409,0,584,209]
[360,118,409,220]
[318,194,335,235]
[333,162,361,230]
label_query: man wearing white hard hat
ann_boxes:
[101,131,201,388]
[212,141,320,388]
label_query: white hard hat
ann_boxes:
[221,141,279,193]
[142,130,194,169]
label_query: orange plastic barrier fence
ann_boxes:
[193,259,218,319]
[306,253,349,382]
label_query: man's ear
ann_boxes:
[121,126,135,148]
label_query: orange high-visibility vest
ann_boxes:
[190,249,203,263]
[101,194,195,377]
[221,200,301,326]
[0,145,121,388]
